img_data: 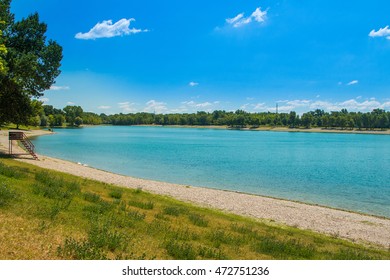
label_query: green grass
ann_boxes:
[0,158,389,260]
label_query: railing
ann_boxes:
[21,133,36,153]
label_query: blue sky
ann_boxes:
[11,0,390,114]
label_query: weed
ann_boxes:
[106,213,135,229]
[188,213,208,227]
[88,225,125,251]
[146,219,171,235]
[230,223,254,235]
[33,171,80,199]
[163,206,182,216]
[332,249,375,260]
[83,192,101,203]
[109,189,123,200]
[85,200,114,214]
[164,239,197,260]
[198,246,227,260]
[134,187,143,194]
[0,162,24,179]
[57,237,107,260]
[128,200,154,210]
[37,221,49,233]
[0,183,17,207]
[165,227,199,241]
[154,212,169,220]
[209,229,242,248]
[127,210,146,221]
[252,237,315,259]
[38,199,72,220]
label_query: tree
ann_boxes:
[63,105,83,125]
[0,0,62,126]
[288,111,297,128]
[0,20,7,75]
[74,116,83,127]
[301,113,313,128]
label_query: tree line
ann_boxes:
[25,105,390,130]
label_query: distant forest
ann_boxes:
[35,105,390,130]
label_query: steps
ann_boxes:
[9,131,39,160]
[20,138,39,160]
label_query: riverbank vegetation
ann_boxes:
[3,104,390,131]
[1,158,389,260]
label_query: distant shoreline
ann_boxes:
[163,125,390,135]
[1,128,390,247]
[80,124,390,135]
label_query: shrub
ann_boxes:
[109,189,123,200]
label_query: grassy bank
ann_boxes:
[0,158,389,260]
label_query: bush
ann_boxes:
[109,190,123,200]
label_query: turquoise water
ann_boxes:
[32,126,390,217]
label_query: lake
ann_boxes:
[32,126,390,217]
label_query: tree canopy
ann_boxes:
[0,21,7,74]
[0,0,63,127]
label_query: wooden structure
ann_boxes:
[9,132,39,160]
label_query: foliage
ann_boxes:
[0,20,7,74]
[0,0,62,126]
[33,105,390,131]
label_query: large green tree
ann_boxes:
[0,0,63,127]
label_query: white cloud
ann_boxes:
[226,13,244,24]
[75,18,148,40]
[98,105,111,110]
[67,102,75,105]
[118,101,137,112]
[143,100,167,113]
[182,101,212,108]
[338,99,381,111]
[347,80,359,86]
[270,98,389,113]
[226,7,268,28]
[253,103,266,110]
[178,100,218,113]
[383,101,390,108]
[50,85,70,91]
[251,7,268,23]
[369,26,390,39]
[37,97,49,104]
[189,81,199,87]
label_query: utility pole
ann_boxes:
[276,103,278,114]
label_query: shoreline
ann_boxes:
[121,124,390,135]
[1,128,390,247]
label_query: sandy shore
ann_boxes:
[1,128,390,248]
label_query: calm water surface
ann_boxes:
[32,126,390,217]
